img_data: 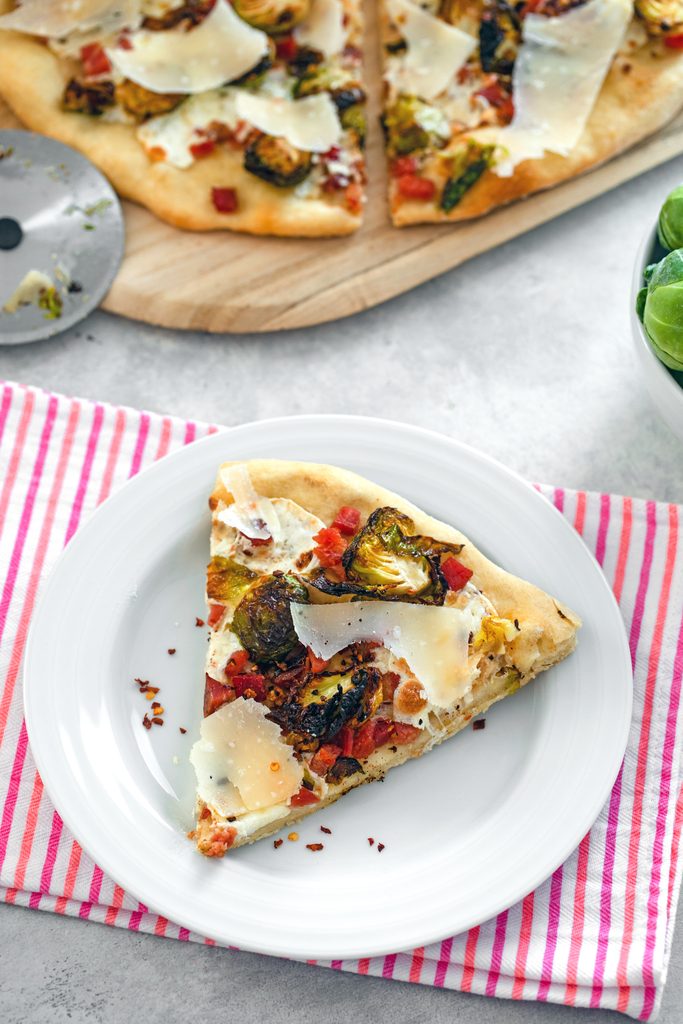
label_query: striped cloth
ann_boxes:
[1,381,682,1021]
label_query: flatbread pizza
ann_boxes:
[189,461,580,857]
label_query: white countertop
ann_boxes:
[1,158,682,1023]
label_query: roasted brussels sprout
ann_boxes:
[658,185,683,250]
[244,134,312,187]
[115,80,184,120]
[231,573,309,664]
[341,105,367,146]
[326,756,364,783]
[634,0,683,33]
[383,95,451,156]
[440,142,495,212]
[206,556,258,607]
[268,667,381,747]
[233,0,310,33]
[62,79,115,116]
[479,1,521,76]
[637,249,683,371]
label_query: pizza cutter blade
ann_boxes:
[0,130,125,346]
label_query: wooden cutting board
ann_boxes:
[3,15,683,334]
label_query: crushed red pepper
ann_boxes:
[273,838,283,849]
[195,617,205,627]
[367,837,375,847]
[179,727,187,735]
[168,648,176,655]
[306,843,324,852]
[473,719,486,731]
[320,826,332,835]
[378,843,385,853]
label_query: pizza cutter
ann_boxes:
[0,130,124,345]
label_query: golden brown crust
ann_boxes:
[0,4,362,237]
[387,24,683,226]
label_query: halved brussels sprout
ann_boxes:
[244,134,313,187]
[233,0,311,34]
[634,0,683,33]
[658,184,683,251]
[206,556,258,607]
[231,573,309,664]
[340,105,367,146]
[440,142,495,212]
[327,756,364,783]
[115,80,184,120]
[383,95,451,156]
[478,1,521,76]
[268,667,381,746]
[62,79,115,116]
[637,249,683,371]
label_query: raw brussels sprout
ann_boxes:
[268,667,381,747]
[233,0,310,34]
[658,185,683,251]
[206,556,258,607]
[440,142,495,212]
[637,249,683,371]
[244,134,312,187]
[383,95,451,156]
[479,1,521,76]
[231,573,309,664]
[634,0,683,33]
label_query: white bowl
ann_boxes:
[630,224,683,443]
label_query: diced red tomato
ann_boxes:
[225,650,250,676]
[391,722,421,745]
[275,36,298,61]
[332,506,361,536]
[323,145,341,161]
[381,671,401,702]
[211,187,238,213]
[290,786,320,807]
[190,139,216,158]
[396,174,436,201]
[352,718,421,759]
[204,674,235,716]
[351,720,376,760]
[337,726,354,757]
[372,718,393,748]
[441,556,473,592]
[309,743,342,776]
[307,648,329,674]
[313,526,347,568]
[207,603,225,627]
[81,43,112,78]
[232,673,267,701]
[475,81,514,121]
[390,156,417,178]
[665,33,683,48]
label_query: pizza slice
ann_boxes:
[380,0,683,226]
[189,460,580,857]
[0,0,367,236]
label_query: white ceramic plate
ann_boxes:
[24,417,632,960]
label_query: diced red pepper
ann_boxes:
[225,649,250,676]
[392,722,421,745]
[232,673,267,701]
[396,174,436,201]
[313,526,347,568]
[211,187,238,213]
[204,674,235,717]
[332,506,361,536]
[207,603,225,627]
[309,743,342,776]
[352,717,421,759]
[290,786,320,807]
[441,556,473,592]
[337,726,354,758]
[276,35,298,61]
[307,648,329,674]
[352,720,377,760]
[390,156,417,178]
[323,145,341,161]
[475,81,514,121]
[81,43,112,78]
[665,33,683,48]
[190,139,216,158]
[372,718,393,748]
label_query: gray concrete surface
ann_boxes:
[1,158,683,1022]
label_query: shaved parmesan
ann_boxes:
[219,464,281,542]
[291,601,478,709]
[214,496,323,574]
[0,0,139,37]
[235,92,341,153]
[294,0,346,58]
[482,0,631,176]
[385,0,476,101]
[106,0,269,95]
[191,699,303,814]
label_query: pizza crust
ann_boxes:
[391,34,683,226]
[0,12,361,237]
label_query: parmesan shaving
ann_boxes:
[385,0,476,101]
[294,0,346,58]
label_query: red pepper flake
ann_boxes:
[142,713,152,730]
[320,826,332,835]
[306,843,324,852]
[367,837,375,846]
[167,648,176,655]
[473,719,486,731]
[151,716,164,726]
[179,727,187,735]
[273,838,283,849]
[378,843,385,853]
[195,617,205,627]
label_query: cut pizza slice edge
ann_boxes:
[189,460,580,857]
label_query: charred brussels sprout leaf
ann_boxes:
[384,95,450,156]
[233,0,311,33]
[244,135,312,187]
[232,574,309,664]
[327,756,364,783]
[206,556,258,607]
[440,143,495,212]
[269,667,381,746]
[479,1,521,76]
[63,79,115,116]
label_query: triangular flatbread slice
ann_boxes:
[189,460,580,857]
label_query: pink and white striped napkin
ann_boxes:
[1,380,682,1020]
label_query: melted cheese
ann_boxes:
[481,0,631,176]
[213,497,323,574]
[106,0,269,95]
[291,600,480,709]
[294,0,346,58]
[0,0,139,37]
[219,464,282,541]
[137,90,239,168]
[234,92,341,153]
[206,627,244,684]
[191,698,303,813]
[385,0,476,101]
